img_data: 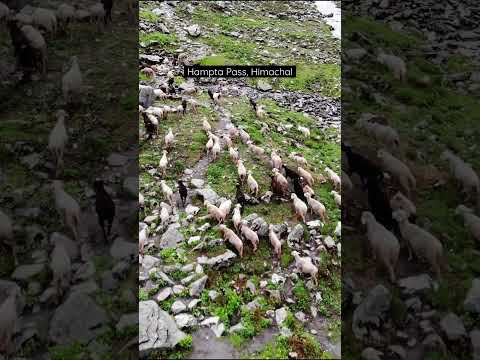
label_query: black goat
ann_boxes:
[249,97,257,111]
[181,99,187,115]
[101,0,113,24]
[8,20,35,79]
[235,181,247,208]
[142,112,156,139]
[178,180,187,207]
[94,180,115,241]
[342,143,382,187]
[366,173,397,233]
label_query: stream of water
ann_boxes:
[315,1,341,39]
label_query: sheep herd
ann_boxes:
[344,109,480,284]
[139,58,342,286]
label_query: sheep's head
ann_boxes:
[56,109,67,119]
[52,180,63,189]
[219,224,226,232]
[377,149,387,159]
[235,203,242,209]
[361,211,374,225]
[440,150,452,161]
[291,193,297,200]
[392,209,408,222]
[304,192,311,199]
[291,250,299,258]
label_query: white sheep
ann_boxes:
[393,210,445,279]
[371,122,400,150]
[298,167,314,187]
[222,134,232,148]
[441,149,479,201]
[32,7,57,34]
[378,149,416,198]
[232,204,242,231]
[62,56,82,104]
[271,150,282,170]
[247,171,259,197]
[289,153,308,167]
[239,128,250,144]
[53,180,81,241]
[303,184,315,197]
[248,141,265,157]
[50,240,71,300]
[240,221,259,252]
[331,190,341,207]
[268,224,282,259]
[390,191,416,219]
[48,110,68,173]
[154,88,167,100]
[237,159,247,182]
[297,125,310,138]
[377,51,407,82]
[160,180,174,207]
[342,170,353,192]
[229,147,239,162]
[305,193,328,222]
[164,129,174,150]
[88,3,105,31]
[139,193,144,208]
[159,150,168,177]
[204,200,226,224]
[160,203,170,226]
[21,25,47,76]
[56,3,75,32]
[0,2,10,23]
[219,199,232,217]
[211,139,221,161]
[291,251,318,285]
[219,225,243,258]
[455,205,480,244]
[361,211,399,283]
[325,167,341,190]
[0,287,17,356]
[203,118,211,133]
[291,193,308,222]
[228,126,239,139]
[0,209,16,265]
[139,224,147,256]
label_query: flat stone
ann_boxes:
[189,275,208,297]
[257,80,273,91]
[211,323,225,337]
[185,205,200,216]
[229,323,245,333]
[398,274,434,295]
[190,179,204,189]
[173,285,186,295]
[440,313,467,341]
[175,313,197,328]
[200,316,219,326]
[116,313,139,331]
[171,300,187,314]
[156,288,172,302]
[157,224,184,249]
[188,299,201,309]
[275,307,288,326]
[307,220,323,229]
[110,237,137,260]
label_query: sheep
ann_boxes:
[154,88,167,100]
[53,180,81,241]
[56,3,75,32]
[305,193,328,222]
[289,152,308,167]
[361,211,400,283]
[298,166,314,187]
[228,126,239,139]
[160,180,174,207]
[271,168,289,197]
[371,123,400,151]
[248,141,265,157]
[247,171,259,197]
[377,149,416,198]
[219,199,232,217]
[178,180,187,207]
[101,0,113,24]
[88,3,105,30]
[331,190,341,207]
[142,112,158,139]
[271,150,282,170]
[139,193,144,209]
[205,135,214,157]
[455,205,480,244]
[203,118,211,133]
[186,98,199,114]
[229,147,239,162]
[48,110,68,174]
[32,7,57,34]
[141,67,155,78]
[232,204,242,231]
[268,225,282,259]
[14,13,33,25]
[222,134,233,148]
[0,209,16,265]
[237,159,247,183]
[159,150,168,177]
[303,184,315,197]
[204,200,226,224]
[342,170,353,192]
[62,56,82,104]
[219,225,243,258]
[164,128,174,150]
[94,179,115,241]
[50,240,71,301]
[0,2,10,23]
[239,128,250,144]
[325,167,341,190]
[240,221,259,252]
[20,24,47,77]
[256,104,267,119]
[342,143,381,186]
[377,50,407,82]
[207,88,222,105]
[139,223,148,257]
[211,139,221,161]
[291,193,308,222]
[440,149,479,202]
[297,125,310,138]
[390,191,416,222]
[366,173,396,231]
[291,251,318,285]
[139,85,154,108]
[160,204,170,226]
[392,210,445,279]
[0,287,17,356]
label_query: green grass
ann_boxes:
[139,32,178,51]
[206,153,238,197]
[140,9,159,22]
[198,55,236,66]
[291,280,311,312]
[278,64,341,97]
[202,35,257,64]
[49,342,86,360]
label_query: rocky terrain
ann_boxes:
[0,1,138,359]
[342,1,480,360]
[138,1,341,359]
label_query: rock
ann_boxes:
[272,223,288,236]
[110,237,137,260]
[398,274,434,295]
[181,274,196,285]
[21,153,40,169]
[280,327,292,337]
[142,255,161,271]
[260,280,268,288]
[101,271,119,291]
[198,223,211,232]
[107,153,128,166]
[388,345,406,359]
[289,351,298,358]
[334,222,341,237]
[15,207,42,218]
[188,236,201,245]
[346,48,367,60]
[190,275,208,296]
[185,205,200,216]
[287,224,304,242]
[257,80,273,91]
[200,316,219,326]
[171,300,186,314]
[229,323,245,333]
[144,215,159,224]
[194,187,219,204]
[195,264,203,274]
[49,293,108,345]
[310,305,318,318]
[173,285,186,294]
[181,264,194,273]
[422,333,446,355]
[306,220,322,229]
[74,261,95,282]
[175,313,197,328]
[157,224,185,249]
[116,313,139,331]
[243,298,262,312]
[188,299,201,309]
[361,347,383,360]
[352,285,391,339]
[12,264,45,281]
[190,178,204,188]
[440,313,466,340]
[323,236,336,249]
[123,177,138,198]
[0,280,24,313]
[139,301,186,356]
[156,288,172,302]
[50,232,78,259]
[271,273,285,285]
[464,278,480,314]
[197,250,237,269]
[211,323,225,337]
[186,24,201,37]
[246,280,256,293]
[275,307,288,326]
[251,217,269,237]
[310,329,318,335]
[209,290,219,301]
[471,330,480,360]
[294,311,307,323]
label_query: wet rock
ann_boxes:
[440,313,467,341]
[156,288,172,302]
[361,347,383,360]
[123,177,138,198]
[352,285,391,339]
[12,264,45,281]
[157,224,185,249]
[288,224,304,242]
[211,323,225,337]
[398,274,434,295]
[107,153,128,167]
[117,313,139,331]
[275,307,288,326]
[110,237,137,260]
[186,24,201,37]
[190,275,208,296]
[139,301,186,356]
[464,278,480,314]
[175,313,197,329]
[49,293,108,345]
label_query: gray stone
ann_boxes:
[471,330,480,360]
[50,232,79,259]
[288,224,304,242]
[229,323,245,333]
[139,301,186,356]
[49,293,108,345]
[306,220,323,229]
[188,299,201,309]
[422,333,446,355]
[334,221,341,237]
[188,236,201,245]
[107,153,128,167]
[21,153,41,169]
[294,311,307,323]
[257,80,273,91]
[185,205,200,216]
[246,280,256,294]
[70,280,99,296]
[271,273,285,285]
[346,48,367,60]
[186,24,201,37]
[197,250,237,269]
[440,313,466,341]
[398,274,434,295]
[209,290,219,301]
[195,264,203,274]
[0,280,24,314]
[275,307,288,326]
[171,300,186,314]
[198,223,211,232]
[116,313,139,331]
[352,285,391,339]
[12,264,45,281]
[142,255,161,271]
[173,285,186,294]
[200,316,219,326]
[110,237,137,260]
[181,263,194,273]
[101,271,119,291]
[388,345,407,359]
[190,179,204,189]
[175,313,197,329]
[123,177,138,199]
[194,187,219,204]
[190,275,208,296]
[323,236,336,249]
[211,323,225,337]
[156,288,172,302]
[464,278,480,314]
[361,347,383,360]
[157,224,185,249]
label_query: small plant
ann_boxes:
[178,335,193,349]
[139,288,148,301]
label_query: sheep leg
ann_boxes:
[98,216,107,241]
